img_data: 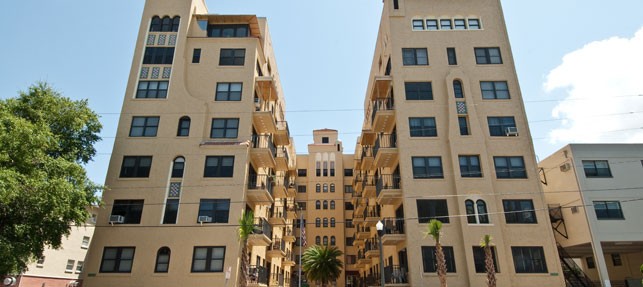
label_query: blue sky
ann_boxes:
[1,0,642,184]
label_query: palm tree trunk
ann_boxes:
[239,240,249,287]
[484,246,496,287]
[435,242,448,287]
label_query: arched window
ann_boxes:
[315,218,321,227]
[155,247,171,273]
[315,236,321,245]
[177,116,190,136]
[315,200,321,210]
[330,200,336,210]
[323,200,328,210]
[323,218,328,228]
[161,16,172,32]
[330,184,335,193]
[323,184,328,193]
[330,236,336,246]
[330,161,335,176]
[316,161,321,176]
[465,200,476,224]
[171,16,181,32]
[323,236,328,245]
[330,218,336,227]
[454,80,464,98]
[477,200,489,224]
[172,157,185,178]
[323,161,328,176]
[316,184,321,193]
[150,16,162,32]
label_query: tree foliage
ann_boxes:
[425,219,448,287]
[302,245,343,287]
[238,210,254,287]
[0,82,101,275]
[480,234,496,287]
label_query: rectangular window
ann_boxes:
[459,117,470,135]
[593,201,624,219]
[447,48,457,65]
[402,48,429,65]
[136,81,168,98]
[412,156,444,179]
[162,198,179,224]
[297,169,307,177]
[120,156,152,178]
[100,247,135,273]
[129,116,159,137]
[204,156,234,177]
[344,185,353,194]
[511,247,547,273]
[297,186,306,193]
[215,83,242,101]
[219,49,246,66]
[345,202,354,211]
[409,117,437,137]
[192,48,201,63]
[416,199,449,223]
[487,116,516,136]
[454,19,466,30]
[583,160,612,177]
[76,261,84,273]
[468,19,481,29]
[494,156,526,179]
[422,246,456,273]
[459,155,482,177]
[344,169,353,177]
[81,236,90,249]
[191,246,226,272]
[412,19,424,30]
[475,47,503,64]
[503,200,537,224]
[346,237,354,246]
[297,202,306,210]
[208,24,249,38]
[473,246,499,273]
[586,257,595,269]
[611,253,622,266]
[111,200,144,224]
[405,82,433,100]
[143,47,175,65]
[440,19,453,30]
[346,219,354,228]
[210,118,239,138]
[65,259,75,273]
[197,199,231,223]
[481,81,510,99]
[426,19,438,30]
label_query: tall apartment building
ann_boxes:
[81,0,298,286]
[541,144,643,287]
[349,0,564,286]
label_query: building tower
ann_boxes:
[350,0,565,286]
[81,0,297,286]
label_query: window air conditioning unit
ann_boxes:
[559,163,572,172]
[198,216,213,223]
[109,215,125,224]
[505,127,518,136]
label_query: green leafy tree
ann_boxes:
[0,82,101,276]
[302,245,343,287]
[425,219,448,287]
[237,210,254,287]
[480,235,496,287]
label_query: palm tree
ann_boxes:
[237,210,254,287]
[302,245,343,287]
[425,219,447,287]
[480,235,496,287]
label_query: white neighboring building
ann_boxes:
[540,144,643,287]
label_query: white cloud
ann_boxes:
[544,27,643,144]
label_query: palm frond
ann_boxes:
[238,210,254,241]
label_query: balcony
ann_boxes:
[283,227,296,242]
[283,250,296,267]
[361,146,374,170]
[247,174,274,207]
[275,147,290,171]
[255,76,278,101]
[267,238,286,258]
[360,129,377,146]
[370,75,393,100]
[248,218,272,247]
[286,179,297,198]
[356,225,371,240]
[351,191,363,207]
[362,175,377,198]
[381,218,406,246]
[272,175,289,199]
[353,172,365,192]
[384,265,410,286]
[268,205,286,227]
[355,198,367,215]
[248,265,269,286]
[353,211,365,224]
[373,133,399,169]
[371,97,395,133]
[376,174,403,206]
[364,206,381,227]
[250,135,276,169]
[286,202,298,218]
[253,98,277,134]
[274,121,291,146]
[356,249,370,267]
[365,238,380,259]
[269,273,285,287]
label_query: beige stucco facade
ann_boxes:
[540,144,643,287]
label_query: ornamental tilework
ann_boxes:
[147,35,156,46]
[169,182,181,198]
[140,67,149,79]
[158,34,166,45]
[162,67,172,79]
[151,67,160,79]
[168,35,177,46]
[456,101,467,114]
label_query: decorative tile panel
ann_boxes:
[169,182,181,198]
[140,67,149,79]
[146,35,156,46]
[456,101,467,114]
[151,67,160,79]
[158,34,166,46]
[168,35,177,46]
[162,67,172,79]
